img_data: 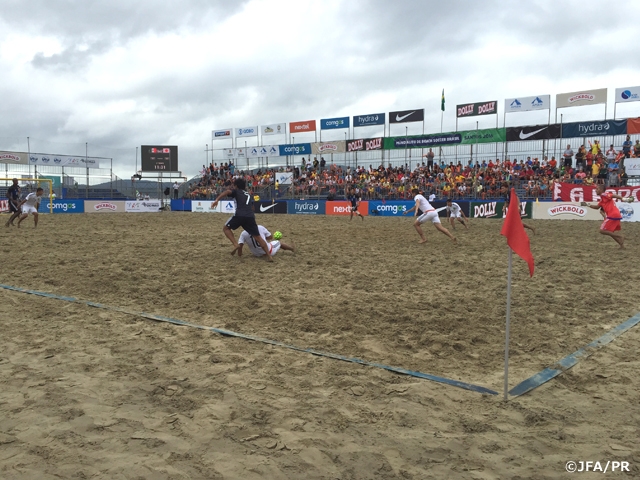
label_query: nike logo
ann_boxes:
[396,111,415,122]
[259,204,276,212]
[519,127,547,140]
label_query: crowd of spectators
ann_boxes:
[184,137,639,201]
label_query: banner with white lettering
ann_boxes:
[456,101,498,118]
[552,182,640,203]
[353,113,385,127]
[504,95,550,113]
[320,117,350,130]
[561,120,627,138]
[311,141,346,154]
[261,123,287,136]
[556,88,607,108]
[389,109,424,124]
[614,86,640,103]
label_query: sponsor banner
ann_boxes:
[247,145,280,158]
[287,200,325,215]
[125,200,162,212]
[85,200,126,213]
[261,123,286,136]
[275,172,294,185]
[255,201,287,214]
[353,113,385,127]
[37,199,84,214]
[389,109,424,124]
[278,143,312,156]
[561,120,627,138]
[614,86,640,103]
[0,151,28,164]
[236,126,258,137]
[29,153,100,169]
[367,200,413,216]
[320,116,350,130]
[456,100,498,118]
[190,200,236,213]
[223,148,246,159]
[552,182,640,202]
[289,120,317,133]
[385,133,461,149]
[504,95,550,113]
[532,202,604,221]
[459,127,506,144]
[471,200,532,219]
[617,201,640,222]
[628,117,640,135]
[311,141,345,154]
[212,128,232,139]
[625,157,640,176]
[0,199,7,213]
[326,201,370,216]
[506,124,562,142]
[556,88,607,108]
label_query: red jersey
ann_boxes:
[598,192,622,220]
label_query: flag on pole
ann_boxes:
[441,89,445,112]
[500,188,534,276]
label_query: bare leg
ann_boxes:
[254,234,273,261]
[434,223,457,243]
[223,225,239,254]
[600,230,624,248]
[449,217,455,230]
[16,213,27,228]
[33,213,38,228]
[413,220,427,243]
[523,223,536,235]
[459,218,469,229]
[280,241,296,253]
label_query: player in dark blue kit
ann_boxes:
[212,178,273,261]
[346,186,364,221]
[5,178,21,227]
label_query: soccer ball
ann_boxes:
[273,231,282,240]
[625,197,635,203]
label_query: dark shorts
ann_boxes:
[225,215,260,237]
[9,200,19,213]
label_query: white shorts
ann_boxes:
[22,205,37,215]
[268,240,281,256]
[450,212,462,219]
[417,210,440,224]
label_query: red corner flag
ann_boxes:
[501,188,534,276]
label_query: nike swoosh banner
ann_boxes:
[255,201,287,214]
[389,109,424,124]
[456,100,498,118]
[561,120,627,138]
[556,88,607,108]
[506,124,561,141]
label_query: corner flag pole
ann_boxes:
[504,248,512,401]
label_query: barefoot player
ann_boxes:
[235,225,296,259]
[403,189,456,244]
[16,188,44,228]
[445,199,469,230]
[346,186,364,221]
[581,184,629,249]
[4,178,21,227]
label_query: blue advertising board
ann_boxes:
[287,200,325,215]
[353,113,385,127]
[279,143,312,156]
[170,199,192,211]
[561,120,627,138]
[368,200,414,216]
[320,116,350,130]
[38,199,85,213]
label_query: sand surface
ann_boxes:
[1,212,639,479]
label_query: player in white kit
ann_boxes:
[17,188,44,228]
[235,225,296,258]
[403,190,456,243]
[445,199,469,230]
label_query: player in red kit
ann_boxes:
[582,184,631,248]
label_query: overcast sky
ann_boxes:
[1,0,639,179]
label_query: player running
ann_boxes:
[234,225,296,259]
[16,187,44,228]
[4,178,21,227]
[445,199,469,230]
[403,189,456,244]
[581,184,630,249]
[346,186,364,221]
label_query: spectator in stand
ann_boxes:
[424,148,435,170]
[622,135,632,160]
[563,144,574,169]
[548,156,557,170]
[320,157,326,171]
[574,168,587,184]
[606,144,617,163]
[634,139,640,157]
[575,145,586,170]
[607,157,619,187]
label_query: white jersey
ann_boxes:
[24,192,40,207]
[446,202,462,216]
[238,225,280,257]
[414,194,435,213]
[428,194,436,202]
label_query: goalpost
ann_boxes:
[1,178,54,214]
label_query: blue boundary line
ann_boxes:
[509,313,640,397]
[0,284,498,396]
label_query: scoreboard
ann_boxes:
[141,145,178,172]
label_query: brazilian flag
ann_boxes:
[441,89,445,112]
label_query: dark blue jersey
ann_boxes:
[229,188,255,217]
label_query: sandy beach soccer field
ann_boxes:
[1,212,639,479]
